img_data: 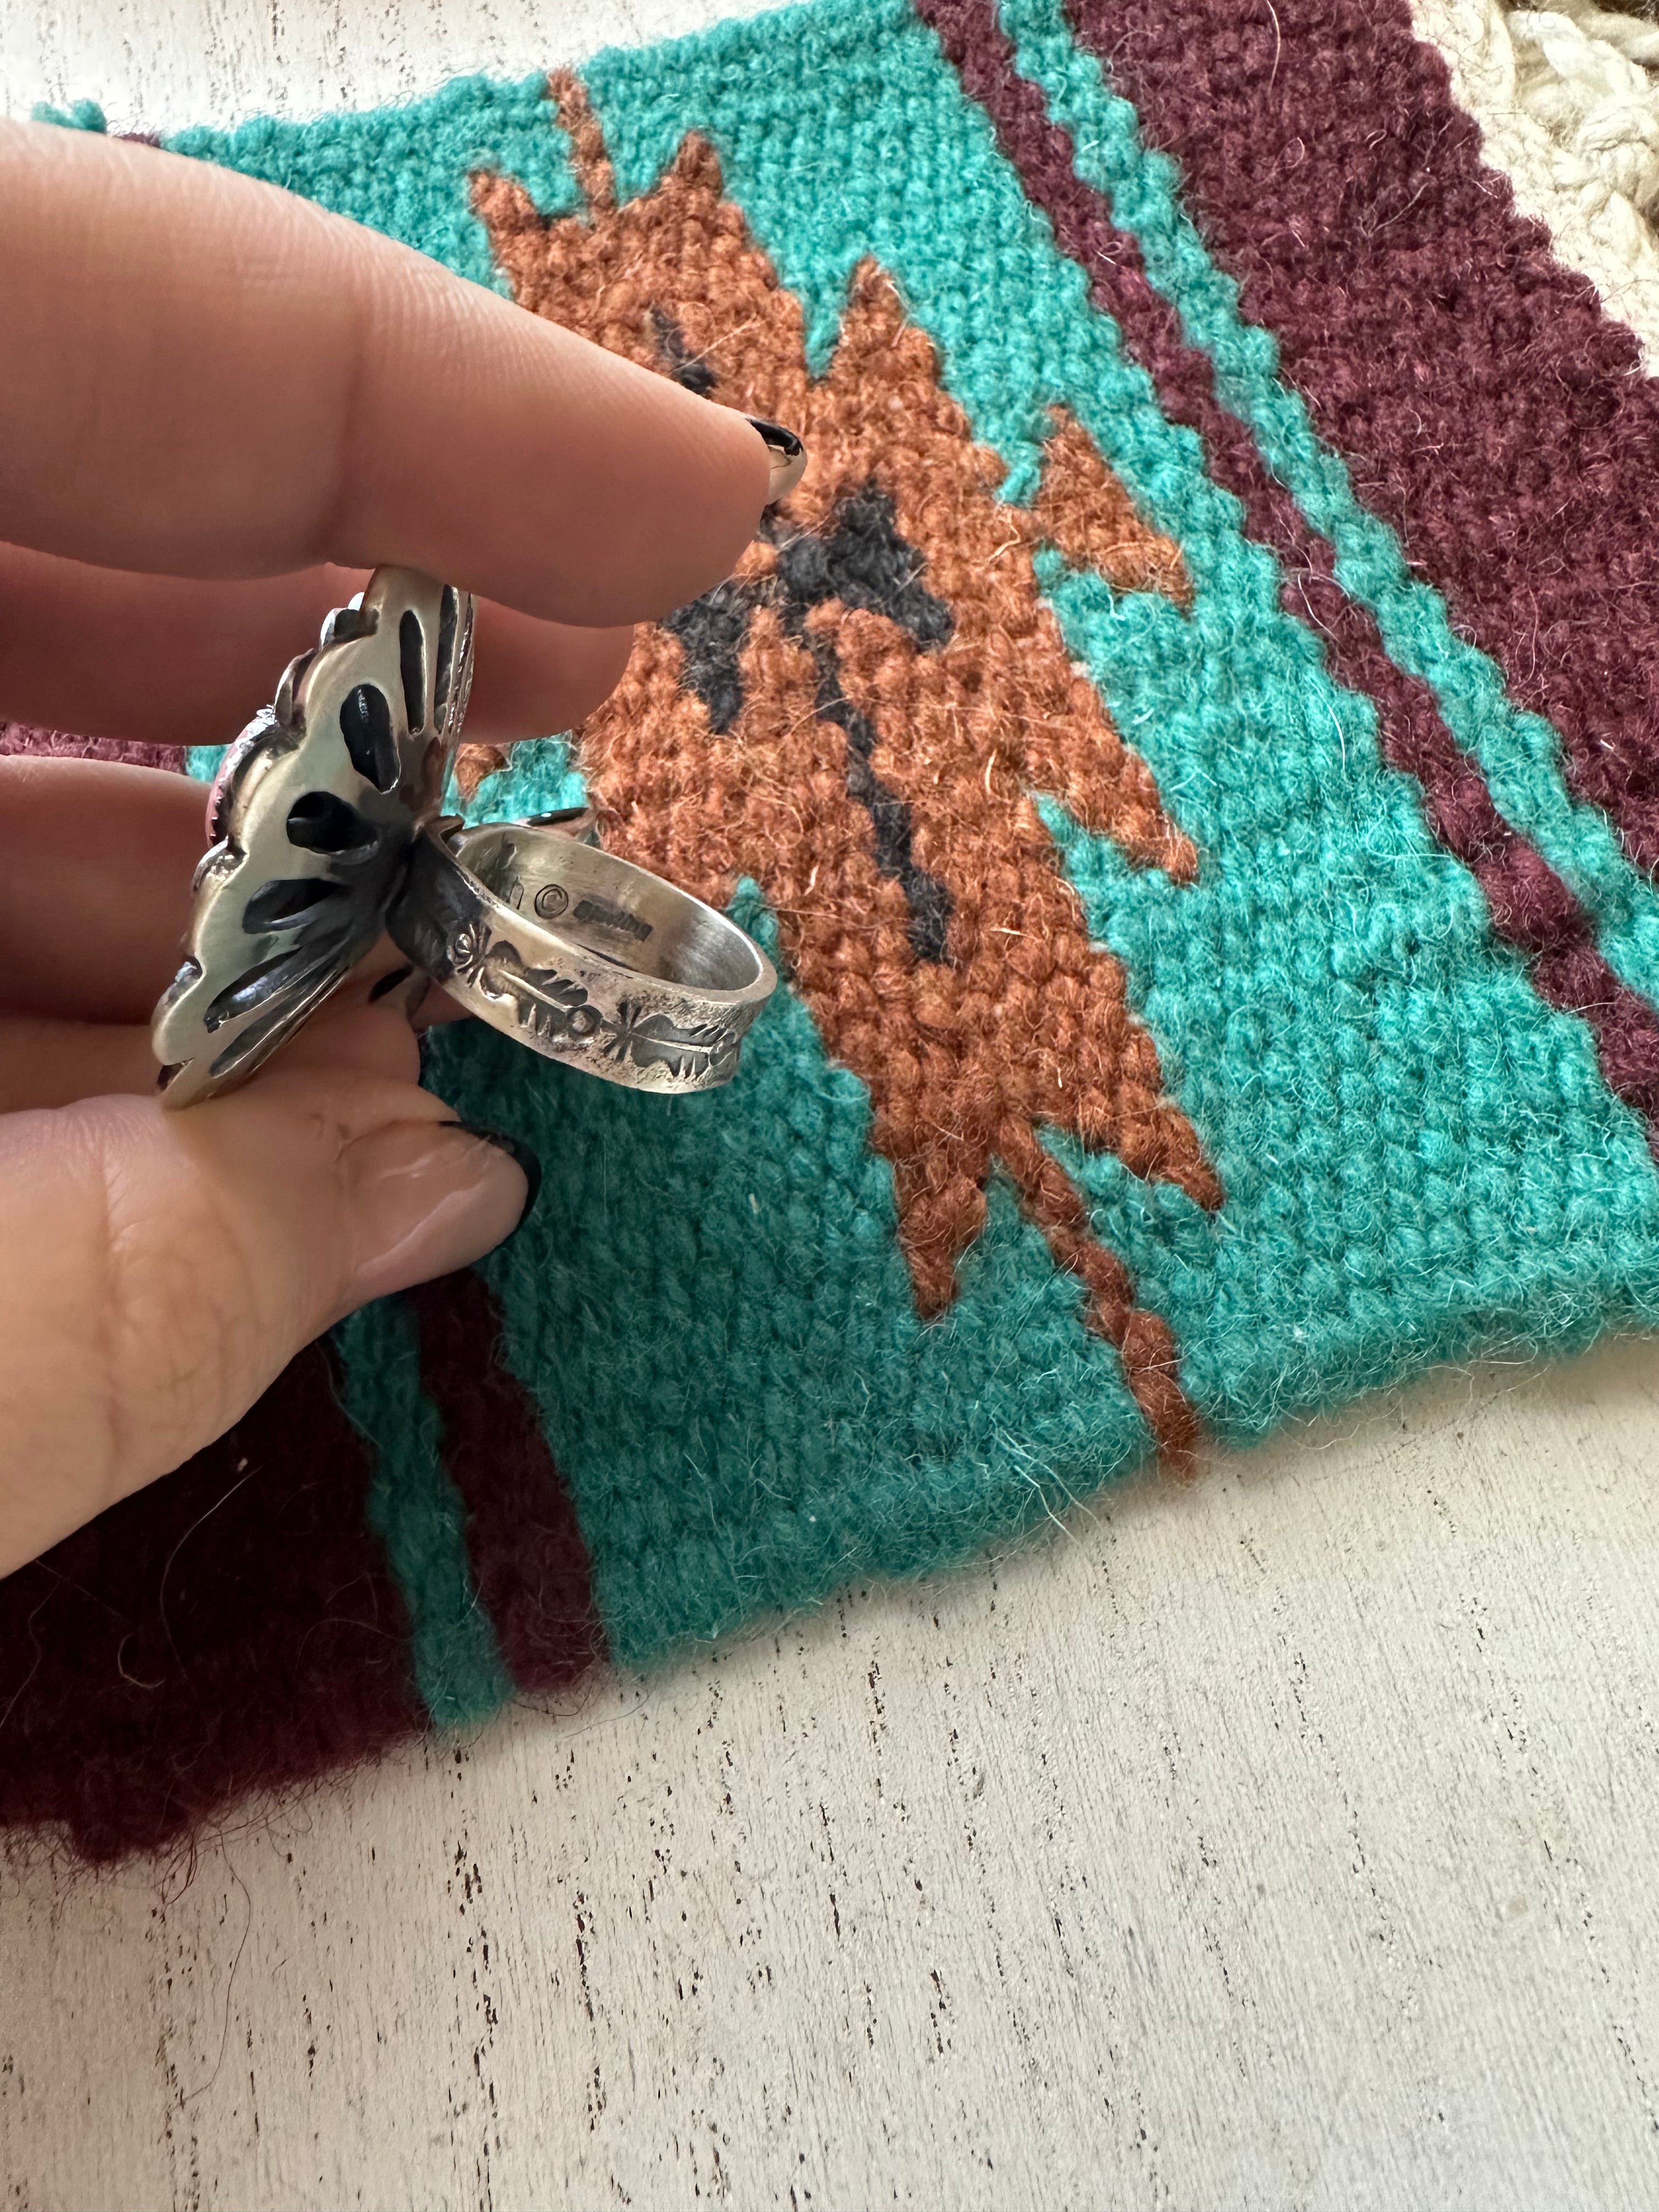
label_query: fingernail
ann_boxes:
[368,963,415,1003]
[747,416,807,503]
[446,1121,542,1224]
[345,1120,538,1305]
[369,962,433,1028]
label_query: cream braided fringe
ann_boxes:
[1412,0,1659,360]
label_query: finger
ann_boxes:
[0,758,402,1024]
[412,987,470,1031]
[0,1058,533,1575]
[0,121,776,624]
[0,545,633,748]
[0,1015,158,1111]
[0,757,204,1021]
[0,955,424,1110]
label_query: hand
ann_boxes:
[0,119,772,1576]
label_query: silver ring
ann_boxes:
[150,565,777,1106]
[388,821,776,1092]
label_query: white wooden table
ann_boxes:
[4,7,1659,2205]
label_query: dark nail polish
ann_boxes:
[746,415,807,503]
[369,963,415,1003]
[447,1121,542,1227]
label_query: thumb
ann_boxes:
[0,1062,532,1575]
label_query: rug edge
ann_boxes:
[1410,0,1659,365]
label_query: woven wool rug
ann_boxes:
[7,0,1659,1860]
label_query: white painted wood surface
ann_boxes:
[5,7,1659,2206]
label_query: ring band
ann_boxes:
[388,820,777,1093]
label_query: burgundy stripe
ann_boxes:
[0,720,187,772]
[0,1338,423,1862]
[916,0,1659,1142]
[1078,0,1659,877]
[410,1270,605,1690]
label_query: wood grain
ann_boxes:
[4,6,1659,2207]
[7,1342,1659,2209]
[0,0,776,134]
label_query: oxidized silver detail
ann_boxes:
[153,566,475,1107]
[388,821,776,1094]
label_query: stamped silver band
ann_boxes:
[388,820,776,1093]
